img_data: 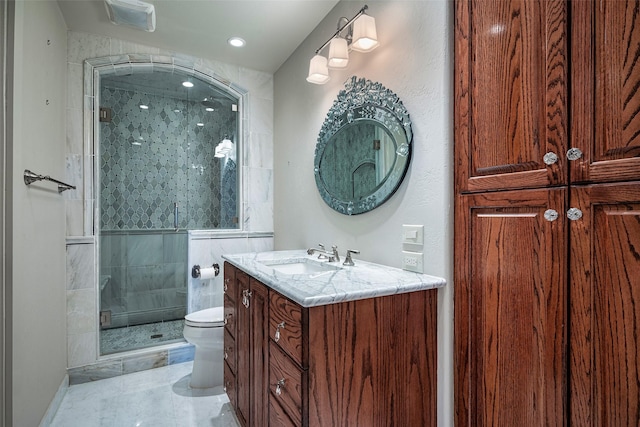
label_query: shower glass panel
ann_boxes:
[98,68,239,355]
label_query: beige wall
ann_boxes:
[9,1,68,425]
[273,0,453,423]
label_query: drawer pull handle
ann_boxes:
[275,378,285,396]
[224,313,232,325]
[242,289,252,308]
[224,347,232,360]
[224,278,230,293]
[274,321,286,342]
[224,381,230,393]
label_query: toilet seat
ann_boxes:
[185,307,225,327]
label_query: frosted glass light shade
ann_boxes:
[351,14,379,52]
[306,55,330,84]
[328,37,349,69]
[104,0,156,32]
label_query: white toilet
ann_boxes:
[183,306,225,389]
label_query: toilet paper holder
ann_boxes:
[191,263,220,279]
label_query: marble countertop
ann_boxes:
[222,250,446,308]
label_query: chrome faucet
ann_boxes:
[343,249,360,266]
[307,245,340,262]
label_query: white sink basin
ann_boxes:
[261,258,341,276]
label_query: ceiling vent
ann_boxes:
[104,0,156,32]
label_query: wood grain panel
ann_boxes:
[571,1,640,183]
[236,270,250,426]
[269,397,297,427]
[455,0,568,193]
[224,361,237,413]
[269,341,304,425]
[249,279,269,427]
[570,182,640,425]
[224,294,236,340]
[454,188,567,426]
[224,262,238,303]
[269,292,306,367]
[224,328,236,374]
[308,291,437,427]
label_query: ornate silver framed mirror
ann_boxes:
[314,76,413,215]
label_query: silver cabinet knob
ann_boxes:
[543,152,558,165]
[275,378,285,396]
[544,209,559,222]
[567,148,583,161]
[567,208,583,221]
[242,289,252,308]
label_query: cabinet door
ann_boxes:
[236,271,250,426]
[571,1,640,184]
[455,0,568,193]
[454,188,567,425]
[249,279,269,427]
[570,182,640,425]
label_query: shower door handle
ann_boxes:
[173,203,179,231]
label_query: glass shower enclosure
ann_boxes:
[97,68,239,355]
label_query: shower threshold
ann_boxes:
[101,319,185,355]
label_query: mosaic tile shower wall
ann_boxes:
[99,85,238,231]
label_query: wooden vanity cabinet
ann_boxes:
[224,262,438,426]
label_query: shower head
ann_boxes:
[201,97,225,110]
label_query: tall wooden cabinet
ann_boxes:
[455,0,640,425]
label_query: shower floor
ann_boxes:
[101,319,186,355]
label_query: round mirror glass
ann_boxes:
[314,77,412,215]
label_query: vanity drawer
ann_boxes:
[269,292,305,367]
[269,341,305,426]
[224,360,237,411]
[223,262,238,303]
[269,397,297,427]
[224,328,236,374]
[224,294,236,338]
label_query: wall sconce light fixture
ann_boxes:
[306,5,379,84]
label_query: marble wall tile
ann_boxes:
[238,67,273,101]
[67,62,83,110]
[247,132,273,169]
[67,31,110,65]
[67,332,97,369]
[110,39,160,56]
[246,203,273,233]
[66,200,84,236]
[64,153,83,201]
[66,107,83,155]
[67,289,97,334]
[67,243,95,290]
[249,96,274,135]
[247,167,272,205]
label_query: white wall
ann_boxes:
[273,0,453,424]
[9,1,68,425]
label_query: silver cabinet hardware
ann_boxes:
[223,277,230,293]
[567,208,583,221]
[343,249,360,266]
[242,289,252,308]
[567,147,583,161]
[275,378,285,396]
[224,347,231,360]
[173,202,179,231]
[274,321,286,342]
[543,152,558,165]
[544,209,559,222]
[224,313,232,325]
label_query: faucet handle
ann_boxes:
[343,249,360,266]
[317,243,328,259]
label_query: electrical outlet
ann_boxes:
[402,224,424,246]
[402,251,423,273]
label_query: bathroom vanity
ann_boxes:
[221,250,446,427]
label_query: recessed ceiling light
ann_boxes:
[182,81,194,88]
[139,104,149,109]
[228,37,246,48]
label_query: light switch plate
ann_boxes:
[402,251,423,273]
[402,224,424,246]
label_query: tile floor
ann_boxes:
[50,361,240,427]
